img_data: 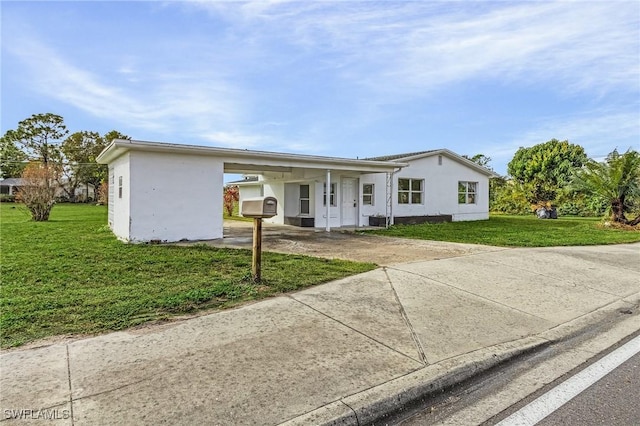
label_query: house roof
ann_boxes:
[97,139,408,174]
[367,149,499,177]
[365,150,437,161]
[0,178,25,186]
[96,139,497,178]
[226,176,259,185]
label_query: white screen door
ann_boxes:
[341,178,357,226]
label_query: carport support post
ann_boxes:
[252,218,263,282]
[326,169,331,232]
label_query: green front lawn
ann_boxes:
[366,215,640,247]
[0,203,375,348]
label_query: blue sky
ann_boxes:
[2,1,639,176]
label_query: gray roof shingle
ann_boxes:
[364,150,437,161]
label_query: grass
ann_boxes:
[223,200,253,222]
[366,215,640,247]
[0,203,375,348]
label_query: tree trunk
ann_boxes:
[628,214,640,226]
[611,199,628,223]
[30,201,53,221]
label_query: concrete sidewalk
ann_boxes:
[2,243,639,425]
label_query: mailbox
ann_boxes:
[241,196,278,218]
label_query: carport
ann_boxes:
[96,139,404,243]
[189,219,492,266]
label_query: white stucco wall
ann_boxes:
[260,175,346,228]
[258,176,347,228]
[360,155,490,222]
[282,182,317,219]
[401,156,489,221]
[262,182,286,225]
[358,173,388,226]
[117,151,224,242]
[238,184,263,216]
[235,156,490,229]
[109,153,131,240]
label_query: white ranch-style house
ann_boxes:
[97,139,496,243]
[237,149,497,228]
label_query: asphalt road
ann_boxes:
[394,319,640,426]
[536,352,640,426]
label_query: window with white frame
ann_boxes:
[398,178,423,204]
[299,184,310,214]
[458,181,477,204]
[362,183,374,205]
[118,176,123,199]
[323,183,337,206]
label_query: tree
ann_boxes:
[223,185,239,216]
[463,154,493,170]
[0,134,28,178]
[92,131,130,200]
[62,131,101,201]
[490,179,531,214]
[16,162,59,221]
[462,153,506,211]
[508,139,587,204]
[61,130,130,201]
[573,149,640,225]
[4,113,68,166]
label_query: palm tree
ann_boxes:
[573,149,640,225]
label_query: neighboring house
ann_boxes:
[237,149,497,228]
[0,178,24,195]
[0,177,95,201]
[57,180,97,202]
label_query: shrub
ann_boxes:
[223,185,239,216]
[490,180,530,215]
[16,163,57,221]
[97,182,109,205]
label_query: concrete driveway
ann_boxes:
[196,220,501,266]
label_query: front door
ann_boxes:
[341,178,357,226]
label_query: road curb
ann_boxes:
[280,295,639,426]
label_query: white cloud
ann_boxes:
[200,131,264,148]
[517,110,639,153]
[4,1,636,164]
[5,37,246,141]
[190,1,639,97]
[198,130,323,155]
[4,32,326,154]
[486,108,640,172]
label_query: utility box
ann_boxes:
[241,196,278,218]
